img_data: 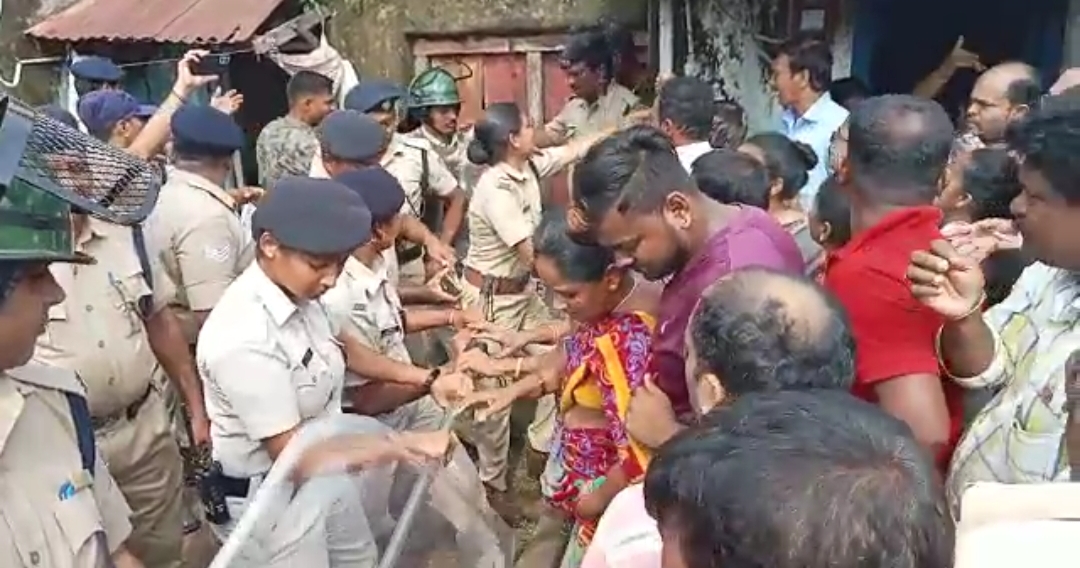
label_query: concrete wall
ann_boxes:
[0,0,76,102]
[329,0,647,82]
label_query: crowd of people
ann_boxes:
[3,20,1080,568]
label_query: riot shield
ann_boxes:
[211,414,514,568]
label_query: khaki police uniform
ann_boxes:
[544,83,641,144]
[321,252,445,431]
[406,126,481,259]
[147,168,254,345]
[0,363,134,568]
[382,133,459,286]
[33,217,185,568]
[459,146,584,490]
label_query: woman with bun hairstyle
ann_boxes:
[738,132,822,271]
[457,101,614,516]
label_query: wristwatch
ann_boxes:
[424,368,442,392]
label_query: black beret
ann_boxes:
[333,166,406,223]
[344,80,404,113]
[70,56,123,83]
[318,110,386,163]
[252,176,372,255]
[170,104,244,157]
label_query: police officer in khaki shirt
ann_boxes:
[536,31,642,148]
[342,81,466,286]
[459,102,609,506]
[322,167,480,430]
[197,177,455,565]
[148,104,255,344]
[0,107,147,567]
[33,211,194,568]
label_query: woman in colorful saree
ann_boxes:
[457,209,656,568]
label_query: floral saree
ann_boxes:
[540,311,654,567]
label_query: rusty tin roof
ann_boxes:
[26,0,286,44]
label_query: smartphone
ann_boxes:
[190,53,230,77]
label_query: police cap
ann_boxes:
[252,176,372,255]
[70,56,123,83]
[170,104,245,158]
[333,167,406,224]
[344,80,405,113]
[77,91,157,136]
[318,110,385,163]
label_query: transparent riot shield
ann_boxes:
[210,414,514,568]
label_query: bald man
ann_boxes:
[684,266,856,415]
[965,62,1041,146]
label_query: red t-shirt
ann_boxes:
[823,206,963,470]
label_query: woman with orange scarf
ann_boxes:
[458,210,657,567]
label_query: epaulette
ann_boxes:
[7,363,87,396]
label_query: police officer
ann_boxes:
[0,93,148,567]
[197,177,454,564]
[77,90,157,146]
[70,55,123,97]
[322,167,479,429]
[147,104,254,347]
[458,102,611,514]
[342,80,464,286]
[33,187,193,568]
[406,67,481,257]
[310,109,388,177]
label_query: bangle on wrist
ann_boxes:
[950,291,986,322]
[170,89,188,104]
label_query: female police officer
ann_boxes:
[196,176,455,566]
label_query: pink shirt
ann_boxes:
[581,485,661,568]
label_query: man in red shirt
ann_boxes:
[825,94,964,470]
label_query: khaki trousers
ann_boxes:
[456,280,557,491]
[97,387,185,568]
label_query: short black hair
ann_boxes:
[658,76,715,141]
[710,100,747,148]
[286,70,334,105]
[690,267,855,394]
[1004,67,1042,108]
[1006,90,1080,204]
[848,94,953,205]
[961,147,1021,220]
[744,132,818,200]
[645,390,951,568]
[691,149,771,209]
[573,125,695,223]
[533,208,615,282]
[812,177,853,248]
[777,33,834,93]
[829,76,871,108]
[561,30,614,80]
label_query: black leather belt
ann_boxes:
[90,385,152,429]
[219,474,252,498]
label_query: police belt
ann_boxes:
[90,384,152,429]
[463,266,531,295]
[219,473,252,498]
[396,243,424,265]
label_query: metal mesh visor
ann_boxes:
[1,97,160,225]
[211,415,514,568]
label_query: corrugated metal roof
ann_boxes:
[26,0,286,44]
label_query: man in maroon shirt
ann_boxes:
[825,94,963,470]
[569,125,805,447]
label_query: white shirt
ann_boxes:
[675,140,713,173]
[197,262,344,478]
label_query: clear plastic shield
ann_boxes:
[210,414,514,568]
